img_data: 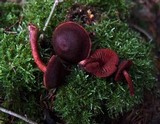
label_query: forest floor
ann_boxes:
[0,0,160,124]
[117,0,160,123]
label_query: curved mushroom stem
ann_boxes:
[28,24,47,72]
[123,70,134,96]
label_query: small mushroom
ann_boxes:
[79,48,119,78]
[114,60,134,96]
[52,21,91,64]
[44,56,68,89]
[28,24,67,89]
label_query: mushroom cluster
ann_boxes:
[28,21,91,89]
[28,21,134,96]
[79,49,134,96]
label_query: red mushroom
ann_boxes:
[114,60,134,96]
[43,56,68,89]
[28,24,67,89]
[52,21,91,64]
[79,48,119,78]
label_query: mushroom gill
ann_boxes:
[79,48,119,78]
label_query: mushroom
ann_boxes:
[114,60,134,96]
[28,24,67,89]
[43,56,68,89]
[79,48,119,78]
[52,21,91,64]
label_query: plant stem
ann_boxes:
[0,106,38,124]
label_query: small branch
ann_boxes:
[3,30,17,34]
[0,106,38,124]
[129,24,153,41]
[42,0,63,32]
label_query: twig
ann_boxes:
[5,15,23,31]
[3,30,17,34]
[0,106,38,124]
[129,24,153,41]
[42,0,63,32]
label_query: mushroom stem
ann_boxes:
[28,24,47,72]
[123,70,134,96]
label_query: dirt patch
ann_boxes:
[66,3,100,25]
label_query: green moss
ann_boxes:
[54,0,155,123]
[0,0,155,123]
[0,3,42,123]
[0,3,22,28]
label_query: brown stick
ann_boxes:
[28,24,47,72]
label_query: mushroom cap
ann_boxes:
[43,55,67,89]
[52,21,91,64]
[114,60,133,81]
[79,48,119,78]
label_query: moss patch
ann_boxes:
[0,0,155,123]
[54,0,155,123]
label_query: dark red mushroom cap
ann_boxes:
[114,60,134,96]
[52,21,91,64]
[79,48,119,78]
[43,55,68,89]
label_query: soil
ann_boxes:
[66,3,100,26]
[116,90,160,124]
